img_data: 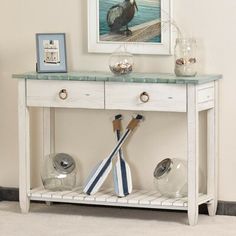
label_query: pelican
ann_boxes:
[107,0,138,36]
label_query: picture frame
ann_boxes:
[36,33,67,73]
[88,0,172,55]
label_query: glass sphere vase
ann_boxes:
[109,45,134,75]
[41,153,77,191]
[153,158,187,198]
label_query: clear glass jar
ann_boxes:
[174,38,197,77]
[154,158,187,198]
[109,45,133,75]
[41,153,77,191]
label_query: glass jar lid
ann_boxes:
[53,153,76,174]
[153,158,173,179]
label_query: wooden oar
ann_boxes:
[113,114,132,197]
[83,114,144,195]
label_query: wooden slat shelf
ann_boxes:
[29,188,213,211]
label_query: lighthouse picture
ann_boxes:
[43,40,60,65]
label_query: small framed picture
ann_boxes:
[36,33,67,73]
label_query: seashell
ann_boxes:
[120,64,127,69]
[110,62,133,75]
[176,58,184,65]
[189,58,197,63]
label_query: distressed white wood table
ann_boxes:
[13,71,221,225]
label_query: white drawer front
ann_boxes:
[197,82,215,111]
[27,80,104,109]
[197,82,214,103]
[105,83,186,112]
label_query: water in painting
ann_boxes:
[99,0,161,43]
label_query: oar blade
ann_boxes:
[83,158,112,195]
[125,163,132,193]
[113,158,132,197]
[83,162,100,188]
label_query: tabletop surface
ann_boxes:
[13,71,222,85]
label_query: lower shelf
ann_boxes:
[29,187,213,211]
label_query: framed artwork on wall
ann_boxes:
[36,33,67,73]
[88,0,172,55]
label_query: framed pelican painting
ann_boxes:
[88,0,172,55]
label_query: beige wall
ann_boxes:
[0,0,235,201]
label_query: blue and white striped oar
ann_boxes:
[83,114,144,195]
[113,114,132,197]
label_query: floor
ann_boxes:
[0,202,236,236]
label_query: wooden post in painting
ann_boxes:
[100,20,161,42]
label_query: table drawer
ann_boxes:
[27,80,104,109]
[197,82,215,111]
[105,82,186,112]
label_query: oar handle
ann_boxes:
[113,114,122,132]
[127,114,144,131]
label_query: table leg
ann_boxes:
[187,84,199,226]
[43,107,55,156]
[43,107,55,206]
[207,81,218,216]
[18,80,30,213]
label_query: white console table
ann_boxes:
[13,71,221,225]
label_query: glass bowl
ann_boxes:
[109,46,133,75]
